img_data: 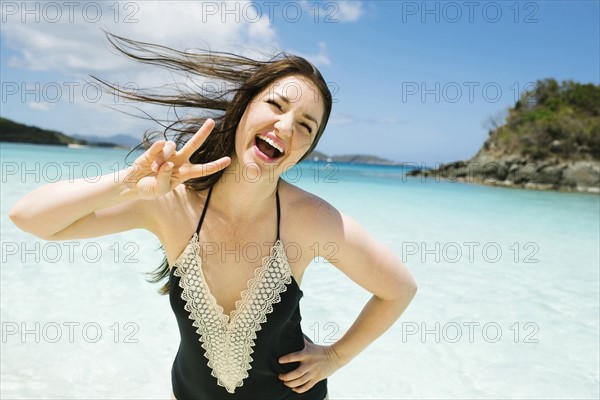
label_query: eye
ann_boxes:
[266,99,282,110]
[300,122,313,135]
[267,98,314,135]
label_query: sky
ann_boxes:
[1,0,599,165]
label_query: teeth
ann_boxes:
[257,134,284,154]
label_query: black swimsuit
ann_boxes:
[169,186,328,399]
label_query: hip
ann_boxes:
[171,392,329,399]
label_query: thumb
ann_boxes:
[188,156,231,180]
[155,162,174,194]
[279,350,305,364]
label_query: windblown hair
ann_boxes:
[94,33,333,295]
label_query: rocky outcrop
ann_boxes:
[407,79,599,194]
[407,154,599,193]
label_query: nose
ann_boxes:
[274,112,294,138]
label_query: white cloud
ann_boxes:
[330,113,355,125]
[299,1,364,23]
[246,10,277,46]
[336,1,364,22]
[1,1,279,75]
[330,115,404,127]
[7,56,23,68]
[290,42,331,67]
[1,1,282,137]
[378,117,396,124]
[28,102,52,111]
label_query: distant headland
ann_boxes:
[305,150,402,166]
[0,117,126,149]
[407,78,599,193]
[0,117,399,166]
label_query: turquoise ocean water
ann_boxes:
[1,143,598,399]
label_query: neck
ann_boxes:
[210,157,280,221]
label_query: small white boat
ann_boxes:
[67,143,90,149]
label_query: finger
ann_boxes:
[155,161,174,194]
[179,119,216,159]
[138,140,165,164]
[285,373,312,389]
[181,156,231,181]
[292,380,315,394]
[152,141,177,172]
[279,350,304,365]
[279,366,308,382]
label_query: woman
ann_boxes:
[9,34,417,399]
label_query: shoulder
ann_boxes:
[279,180,339,219]
[278,180,383,265]
[148,184,206,240]
[277,182,418,302]
[156,183,203,210]
[278,180,346,245]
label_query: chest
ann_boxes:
[171,234,301,323]
[168,235,305,394]
[200,242,277,317]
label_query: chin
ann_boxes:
[234,151,280,180]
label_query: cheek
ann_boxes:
[292,133,312,152]
[235,110,258,147]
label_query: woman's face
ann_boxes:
[233,74,325,177]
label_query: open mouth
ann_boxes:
[254,134,285,161]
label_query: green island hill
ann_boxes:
[0,117,125,149]
[407,78,600,193]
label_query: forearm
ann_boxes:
[331,289,417,367]
[9,169,137,238]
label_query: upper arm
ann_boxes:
[45,197,159,241]
[311,200,417,301]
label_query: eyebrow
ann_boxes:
[275,93,319,128]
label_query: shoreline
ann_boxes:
[428,175,600,194]
[407,156,600,195]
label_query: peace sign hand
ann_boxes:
[122,119,231,200]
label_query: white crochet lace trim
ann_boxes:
[172,233,292,394]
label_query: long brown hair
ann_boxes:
[93,33,333,294]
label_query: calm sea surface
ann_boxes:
[1,143,598,399]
